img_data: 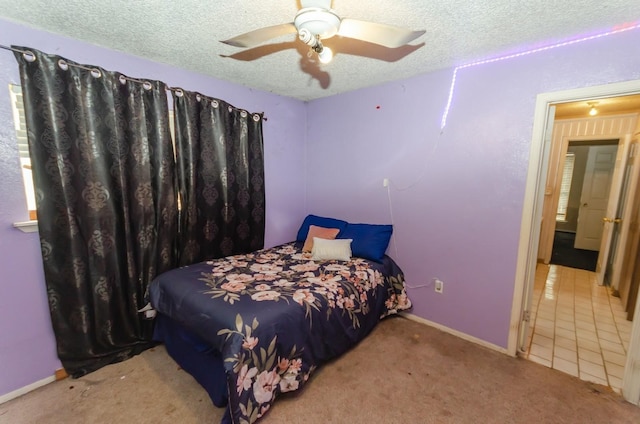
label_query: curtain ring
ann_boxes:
[253,114,261,122]
[22,51,36,62]
[58,59,69,71]
[119,75,127,85]
[228,106,233,112]
[212,100,219,108]
[196,94,202,102]
[91,68,102,78]
[240,110,248,118]
[143,81,152,90]
[175,88,184,97]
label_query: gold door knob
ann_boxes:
[603,217,622,223]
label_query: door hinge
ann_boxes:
[522,310,531,322]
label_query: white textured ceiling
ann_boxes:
[0,0,638,101]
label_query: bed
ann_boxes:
[148,216,412,424]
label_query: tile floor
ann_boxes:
[525,264,633,393]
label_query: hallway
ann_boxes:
[525,264,633,393]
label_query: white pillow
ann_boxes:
[311,237,353,261]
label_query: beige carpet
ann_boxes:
[1,316,639,424]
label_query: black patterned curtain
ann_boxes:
[14,48,178,377]
[173,90,265,265]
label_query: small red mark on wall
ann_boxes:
[376,105,381,109]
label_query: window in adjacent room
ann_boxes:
[556,152,575,222]
[9,84,37,220]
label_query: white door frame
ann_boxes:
[508,79,640,406]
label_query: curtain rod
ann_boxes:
[0,44,267,121]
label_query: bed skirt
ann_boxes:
[153,313,228,409]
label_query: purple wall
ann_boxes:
[3,16,640,400]
[305,28,640,348]
[0,18,306,398]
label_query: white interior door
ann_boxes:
[575,145,618,250]
[595,137,632,285]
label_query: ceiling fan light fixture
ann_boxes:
[294,8,341,39]
[221,1,425,59]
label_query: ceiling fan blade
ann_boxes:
[221,23,297,48]
[337,18,425,48]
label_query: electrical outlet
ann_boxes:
[434,278,444,293]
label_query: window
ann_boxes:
[556,152,575,221]
[9,84,37,220]
[10,84,179,220]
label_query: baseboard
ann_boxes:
[0,375,56,405]
[400,312,511,356]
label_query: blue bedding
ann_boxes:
[149,242,411,423]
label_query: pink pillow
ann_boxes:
[303,225,340,252]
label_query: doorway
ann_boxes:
[551,141,620,272]
[529,113,633,393]
[538,139,619,271]
[508,80,640,406]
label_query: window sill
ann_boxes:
[13,220,38,233]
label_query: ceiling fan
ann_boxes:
[221,0,425,64]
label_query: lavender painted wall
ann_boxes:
[0,18,306,398]
[305,29,640,348]
[3,15,640,401]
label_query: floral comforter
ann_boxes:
[149,242,411,424]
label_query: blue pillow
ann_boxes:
[338,223,393,263]
[296,215,348,242]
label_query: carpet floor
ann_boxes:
[1,316,639,424]
[550,231,599,272]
